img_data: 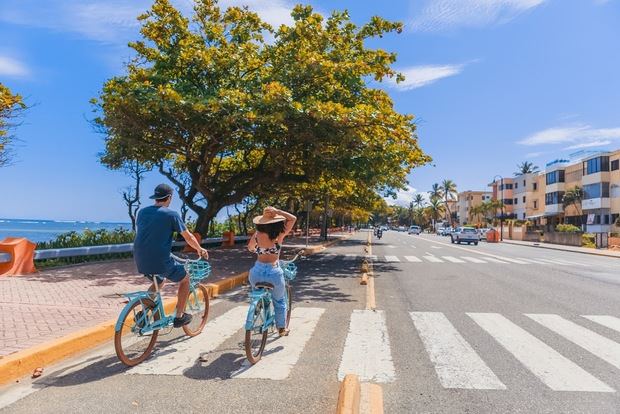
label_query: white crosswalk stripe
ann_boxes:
[233,308,325,380]
[422,255,444,263]
[526,314,620,370]
[410,312,505,390]
[461,256,486,264]
[384,255,400,262]
[126,306,248,376]
[338,310,396,383]
[478,256,508,264]
[582,315,620,334]
[405,256,422,262]
[489,256,530,264]
[468,313,613,392]
[515,257,549,264]
[344,254,359,260]
[441,256,465,263]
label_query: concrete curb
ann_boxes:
[0,271,249,386]
[502,239,620,259]
[0,235,353,386]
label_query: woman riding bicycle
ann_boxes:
[247,206,296,337]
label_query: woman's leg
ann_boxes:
[268,267,287,329]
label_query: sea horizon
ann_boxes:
[0,218,132,243]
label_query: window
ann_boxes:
[533,182,538,190]
[604,215,610,225]
[546,170,565,185]
[515,182,518,189]
[523,180,526,186]
[545,191,565,205]
[583,182,610,199]
[514,198,518,205]
[583,156,610,175]
[522,196,526,203]
[533,200,538,209]
[611,159,619,171]
[612,214,619,224]
[523,213,526,219]
[506,183,513,189]
[503,198,513,205]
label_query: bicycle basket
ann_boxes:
[281,261,297,281]
[185,260,211,284]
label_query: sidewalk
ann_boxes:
[0,233,350,358]
[502,239,620,258]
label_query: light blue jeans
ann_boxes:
[249,261,287,328]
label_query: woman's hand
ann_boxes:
[264,206,277,215]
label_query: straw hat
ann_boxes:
[253,210,286,225]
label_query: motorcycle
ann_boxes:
[376,230,383,239]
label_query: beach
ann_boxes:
[0,218,131,243]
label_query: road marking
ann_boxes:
[543,258,587,267]
[344,254,358,260]
[536,258,570,266]
[479,257,508,264]
[404,256,422,262]
[338,310,396,383]
[489,256,530,264]
[441,256,465,263]
[367,255,378,261]
[430,246,442,249]
[526,314,620,370]
[410,312,506,390]
[384,255,400,262]
[233,307,325,380]
[423,255,444,263]
[514,257,548,264]
[127,306,247,376]
[582,315,620,334]
[468,313,613,392]
[387,245,396,249]
[410,245,417,249]
[461,256,487,264]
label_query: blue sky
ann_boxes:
[1,0,619,221]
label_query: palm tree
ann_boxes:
[413,193,425,209]
[441,179,457,226]
[515,161,540,176]
[469,204,482,225]
[427,198,445,231]
[428,183,443,202]
[562,186,584,227]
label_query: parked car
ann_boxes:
[477,228,490,240]
[408,225,422,235]
[451,227,480,245]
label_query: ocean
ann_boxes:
[0,218,132,243]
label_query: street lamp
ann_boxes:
[493,174,504,241]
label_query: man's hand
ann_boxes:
[198,248,209,259]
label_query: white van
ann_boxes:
[408,225,422,235]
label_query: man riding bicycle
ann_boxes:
[133,184,208,328]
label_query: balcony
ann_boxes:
[582,198,611,210]
[545,204,563,215]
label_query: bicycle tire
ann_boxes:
[285,284,293,329]
[182,284,210,337]
[245,300,268,364]
[114,298,159,366]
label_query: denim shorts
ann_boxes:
[144,260,186,283]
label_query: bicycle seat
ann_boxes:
[254,282,274,290]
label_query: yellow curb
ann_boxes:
[366,274,376,311]
[0,271,248,386]
[336,374,361,414]
[360,383,384,414]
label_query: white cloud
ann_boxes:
[390,63,467,90]
[0,0,297,44]
[0,55,29,77]
[410,0,547,32]
[518,124,620,149]
[387,185,429,207]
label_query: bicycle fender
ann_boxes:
[244,300,259,331]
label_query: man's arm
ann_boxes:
[181,230,209,259]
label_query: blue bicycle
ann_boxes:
[244,251,303,364]
[114,254,211,366]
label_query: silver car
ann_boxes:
[451,227,480,245]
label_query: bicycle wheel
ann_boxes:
[182,284,210,337]
[114,298,160,366]
[285,284,293,329]
[245,300,268,364]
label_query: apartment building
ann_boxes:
[489,177,515,218]
[532,150,620,232]
[456,190,493,225]
[513,172,542,221]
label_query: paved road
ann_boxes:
[373,231,620,413]
[0,235,368,414]
[2,230,619,413]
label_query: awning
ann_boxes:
[526,214,545,219]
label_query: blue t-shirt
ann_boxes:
[133,205,187,274]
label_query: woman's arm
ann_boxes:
[266,207,296,242]
[247,232,258,252]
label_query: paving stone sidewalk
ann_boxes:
[0,234,349,358]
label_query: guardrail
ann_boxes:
[0,236,251,264]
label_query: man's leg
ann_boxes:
[176,274,190,316]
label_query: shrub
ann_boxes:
[555,224,581,233]
[582,233,595,248]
